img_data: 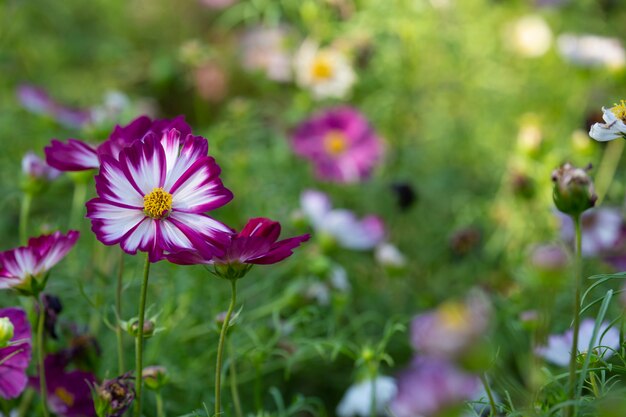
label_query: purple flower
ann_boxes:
[167,217,309,277]
[32,353,96,417]
[95,373,135,417]
[0,231,80,294]
[21,152,61,181]
[291,107,383,183]
[391,357,479,417]
[410,291,490,359]
[300,190,385,250]
[16,85,91,129]
[86,129,232,262]
[529,244,569,271]
[557,207,624,257]
[0,307,32,399]
[536,319,620,367]
[45,115,191,172]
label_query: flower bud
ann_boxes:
[94,373,135,417]
[213,262,252,280]
[142,366,168,391]
[551,163,597,217]
[0,317,14,348]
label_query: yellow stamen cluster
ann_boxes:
[323,131,348,156]
[143,187,173,219]
[610,100,626,121]
[437,301,468,330]
[311,56,334,81]
[55,387,75,406]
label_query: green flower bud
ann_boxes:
[551,163,597,217]
[0,317,14,348]
[143,366,169,391]
[213,262,252,280]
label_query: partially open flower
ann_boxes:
[551,163,597,217]
[0,307,32,400]
[94,373,134,417]
[167,217,310,279]
[0,231,79,296]
[589,102,626,142]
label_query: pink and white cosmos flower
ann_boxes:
[44,115,191,172]
[300,190,385,250]
[86,129,233,262]
[166,217,309,269]
[0,231,79,293]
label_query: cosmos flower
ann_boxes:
[390,357,479,417]
[291,107,383,183]
[536,319,620,366]
[45,115,192,172]
[166,217,309,278]
[557,34,625,69]
[557,207,623,257]
[410,291,490,358]
[86,129,233,262]
[300,190,385,250]
[0,307,32,400]
[589,102,626,142]
[240,26,292,82]
[32,353,96,417]
[336,376,397,417]
[0,231,80,294]
[21,152,61,181]
[16,85,92,129]
[294,40,356,100]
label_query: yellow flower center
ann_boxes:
[311,55,334,81]
[610,100,626,121]
[55,387,75,406]
[323,131,348,156]
[143,187,173,219]
[437,301,468,330]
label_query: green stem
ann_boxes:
[16,388,34,417]
[369,376,377,417]
[36,298,49,417]
[566,215,583,417]
[480,373,497,417]
[156,391,165,417]
[215,279,238,417]
[19,193,32,245]
[116,250,125,375]
[134,254,151,417]
[229,340,244,417]
[595,139,624,205]
[69,181,87,230]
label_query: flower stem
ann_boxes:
[19,193,32,245]
[566,215,583,417]
[134,254,151,417]
[228,340,244,417]
[156,391,165,417]
[215,279,238,417]
[116,250,125,375]
[480,373,497,417]
[36,297,49,417]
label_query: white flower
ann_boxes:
[337,376,397,417]
[557,33,626,69]
[507,15,553,58]
[375,243,406,268]
[294,40,356,100]
[589,103,626,142]
[536,319,620,367]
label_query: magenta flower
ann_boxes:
[0,307,32,399]
[32,353,96,417]
[22,152,61,181]
[86,129,233,262]
[291,107,383,183]
[16,85,91,129]
[0,231,79,294]
[45,115,191,172]
[300,190,385,250]
[391,357,479,417]
[167,217,310,277]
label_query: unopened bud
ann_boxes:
[143,366,168,391]
[551,163,597,217]
[0,317,14,348]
